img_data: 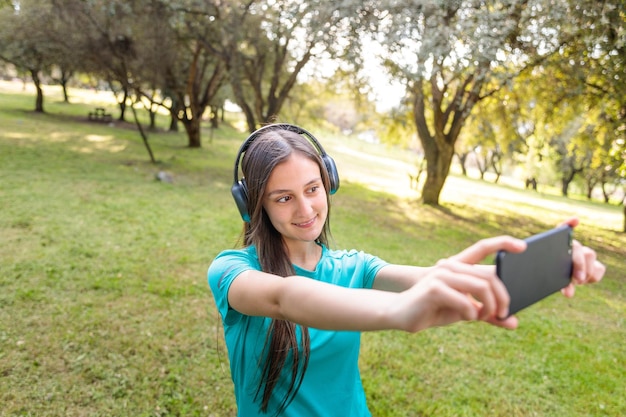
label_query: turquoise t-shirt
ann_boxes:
[208,244,388,417]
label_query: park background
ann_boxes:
[1,1,625,416]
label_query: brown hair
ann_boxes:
[240,127,333,414]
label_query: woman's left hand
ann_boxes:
[561,217,606,297]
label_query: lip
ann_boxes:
[293,216,317,228]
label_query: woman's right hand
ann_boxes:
[388,236,526,332]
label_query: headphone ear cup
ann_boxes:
[231,179,251,222]
[322,155,340,194]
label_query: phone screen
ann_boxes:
[496,225,573,316]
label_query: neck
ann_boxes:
[285,241,322,271]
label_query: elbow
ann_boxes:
[272,275,300,322]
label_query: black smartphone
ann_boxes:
[496,225,573,316]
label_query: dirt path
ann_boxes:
[329,141,622,232]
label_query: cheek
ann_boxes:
[316,195,329,216]
[263,203,288,227]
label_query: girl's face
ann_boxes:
[263,153,328,247]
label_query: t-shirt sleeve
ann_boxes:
[207,249,259,323]
[359,251,388,289]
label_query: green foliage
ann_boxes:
[2,0,624,202]
[377,106,415,148]
[1,85,625,416]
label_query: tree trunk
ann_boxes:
[169,112,179,132]
[561,168,581,197]
[561,178,570,197]
[118,87,128,122]
[59,69,72,103]
[601,182,610,203]
[490,152,502,184]
[410,66,484,205]
[477,153,487,180]
[149,109,156,130]
[168,101,181,132]
[210,105,219,129]
[30,69,44,113]
[456,152,468,176]
[561,166,577,196]
[585,177,598,200]
[181,117,202,148]
[421,140,455,205]
[61,81,70,103]
[222,46,255,132]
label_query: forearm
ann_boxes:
[277,275,401,331]
[228,270,403,331]
[372,264,433,292]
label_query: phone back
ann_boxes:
[496,225,573,315]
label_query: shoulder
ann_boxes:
[212,246,259,265]
[208,246,260,289]
[324,247,384,264]
[208,246,261,320]
[319,246,388,288]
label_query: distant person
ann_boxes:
[208,123,605,417]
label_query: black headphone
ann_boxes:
[231,123,340,222]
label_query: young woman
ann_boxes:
[208,123,605,417]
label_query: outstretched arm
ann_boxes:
[374,218,605,306]
[228,236,527,332]
[228,221,605,333]
[372,235,527,293]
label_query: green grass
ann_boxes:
[0,82,624,417]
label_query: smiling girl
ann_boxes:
[208,124,605,417]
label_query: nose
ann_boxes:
[295,194,314,217]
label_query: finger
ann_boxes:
[405,279,479,330]
[430,283,480,323]
[571,243,606,285]
[571,239,587,284]
[561,283,576,298]
[435,261,511,319]
[559,217,579,229]
[589,259,606,284]
[430,269,505,321]
[450,236,527,265]
[583,247,606,284]
[486,314,519,329]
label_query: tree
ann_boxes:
[570,0,626,228]
[538,0,625,227]
[209,0,358,133]
[365,1,605,205]
[51,0,142,121]
[165,1,226,147]
[548,112,590,197]
[0,0,65,112]
[458,95,521,183]
[52,0,227,148]
[582,112,622,202]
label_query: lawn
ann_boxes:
[0,82,624,417]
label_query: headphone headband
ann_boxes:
[232,124,331,186]
[231,123,340,222]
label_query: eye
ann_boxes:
[277,195,292,203]
[308,185,320,193]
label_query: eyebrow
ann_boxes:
[266,178,322,198]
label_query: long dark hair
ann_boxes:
[240,127,333,414]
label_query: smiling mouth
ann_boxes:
[294,217,316,227]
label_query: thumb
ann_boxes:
[451,236,526,265]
